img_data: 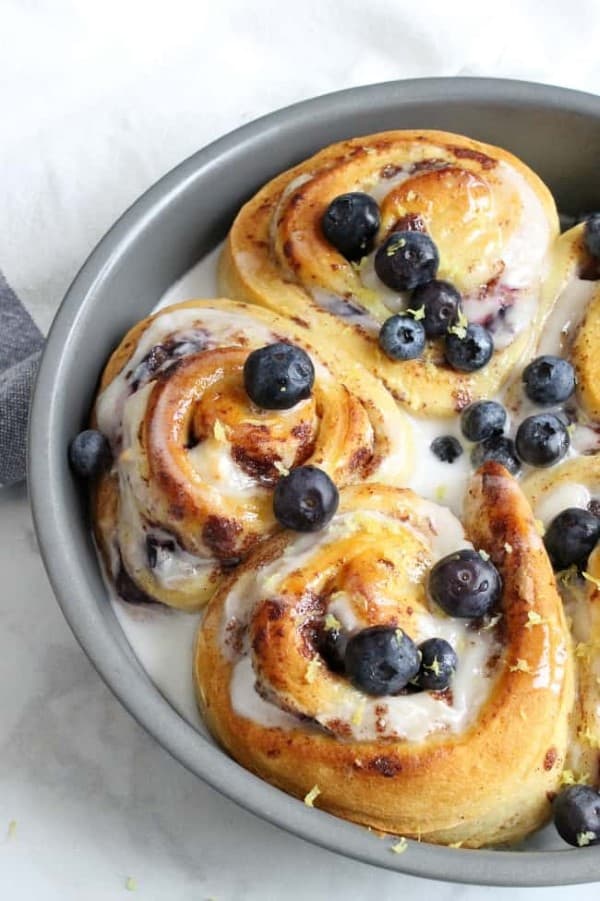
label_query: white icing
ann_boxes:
[535,483,592,527]
[220,507,500,742]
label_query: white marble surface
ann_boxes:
[2,0,600,897]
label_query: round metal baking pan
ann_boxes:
[29,77,600,885]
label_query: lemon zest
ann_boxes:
[6,820,16,840]
[305,657,321,684]
[390,837,408,854]
[448,840,464,848]
[525,611,547,629]
[274,460,290,477]
[583,570,600,590]
[504,542,513,554]
[560,769,591,787]
[577,830,596,847]
[125,877,137,892]
[509,658,531,674]
[406,305,426,321]
[478,548,491,562]
[304,784,321,807]
[324,613,342,632]
[213,419,228,443]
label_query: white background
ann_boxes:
[1,1,600,897]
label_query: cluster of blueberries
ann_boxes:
[432,352,577,474]
[322,191,494,372]
[320,547,501,699]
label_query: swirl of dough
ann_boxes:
[195,464,573,846]
[92,299,413,610]
[220,130,559,415]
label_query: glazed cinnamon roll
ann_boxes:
[93,299,413,610]
[220,130,559,416]
[195,463,574,846]
[524,456,600,786]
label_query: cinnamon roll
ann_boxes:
[220,130,559,416]
[195,463,574,846]
[92,299,413,610]
[524,457,600,787]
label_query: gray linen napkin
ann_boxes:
[0,272,44,486]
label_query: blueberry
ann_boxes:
[318,625,347,674]
[584,214,600,260]
[430,435,463,464]
[244,343,314,410]
[344,625,420,696]
[378,314,426,360]
[543,508,600,570]
[321,192,380,262]
[444,324,494,372]
[461,401,507,442]
[415,638,458,691]
[411,279,463,338]
[522,355,576,406]
[428,549,502,618]
[470,435,521,475]
[553,785,600,847]
[374,231,439,292]
[68,429,112,478]
[273,465,339,532]
[515,413,570,467]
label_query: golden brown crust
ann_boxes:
[92,299,413,610]
[220,129,559,416]
[195,465,573,846]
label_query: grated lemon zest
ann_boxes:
[449,840,464,848]
[447,309,468,339]
[274,460,290,477]
[525,611,546,629]
[560,769,591,787]
[578,728,600,749]
[6,820,16,840]
[213,419,228,443]
[577,830,596,847]
[352,698,366,726]
[583,570,600,590]
[478,549,491,562]
[390,837,408,854]
[125,876,137,892]
[504,542,513,554]
[509,658,531,673]
[406,305,426,321]
[434,484,447,501]
[482,613,502,631]
[304,784,321,807]
[324,613,342,632]
[305,657,321,684]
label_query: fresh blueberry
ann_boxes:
[415,638,458,691]
[244,342,314,410]
[378,314,426,360]
[344,625,420,696]
[461,401,507,442]
[411,279,463,338]
[584,215,600,260]
[515,413,570,467]
[374,231,439,292]
[321,192,381,262]
[553,785,600,848]
[470,435,520,475]
[522,355,576,406]
[444,324,494,372]
[543,508,600,571]
[273,465,339,532]
[318,625,347,674]
[428,549,502,618]
[68,429,112,478]
[430,435,463,464]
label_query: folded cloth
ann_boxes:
[0,272,43,486]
